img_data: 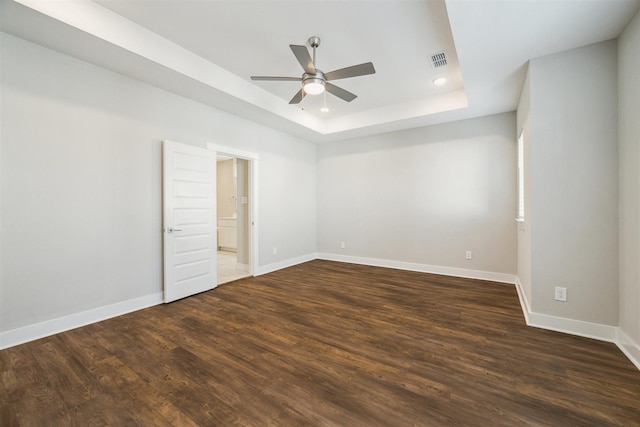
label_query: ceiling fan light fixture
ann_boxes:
[303,78,325,95]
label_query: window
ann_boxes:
[517,131,525,221]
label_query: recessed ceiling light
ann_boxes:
[320,106,330,113]
[433,77,447,86]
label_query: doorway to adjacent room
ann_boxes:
[209,143,259,285]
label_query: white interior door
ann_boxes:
[163,140,217,303]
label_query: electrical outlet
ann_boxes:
[272,247,278,255]
[340,241,346,249]
[465,250,472,260]
[554,286,567,302]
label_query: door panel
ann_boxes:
[163,140,217,303]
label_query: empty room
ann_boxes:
[1,0,640,425]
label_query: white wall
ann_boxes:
[317,113,517,277]
[0,33,316,335]
[527,41,619,325]
[618,9,640,354]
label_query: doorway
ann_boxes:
[209,144,259,285]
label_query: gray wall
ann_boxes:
[317,113,517,275]
[618,10,640,349]
[0,33,317,333]
[526,41,619,325]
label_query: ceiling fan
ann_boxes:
[251,36,376,105]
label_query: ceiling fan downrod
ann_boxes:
[308,36,321,65]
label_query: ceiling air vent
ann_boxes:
[430,51,448,68]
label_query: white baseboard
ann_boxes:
[236,262,250,272]
[317,252,517,284]
[513,277,532,324]
[5,257,638,374]
[255,252,317,276]
[514,276,617,341]
[526,311,618,342]
[616,328,640,371]
[1,252,318,350]
[513,276,640,372]
[0,292,163,350]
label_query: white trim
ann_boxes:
[256,253,317,276]
[517,130,525,221]
[236,262,250,272]
[513,276,617,342]
[513,276,616,341]
[207,143,259,161]
[0,293,163,350]
[249,160,259,274]
[5,251,636,375]
[616,329,640,371]
[514,276,532,324]
[526,312,618,342]
[218,246,237,252]
[317,253,517,284]
[513,275,640,372]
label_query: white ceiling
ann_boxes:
[92,0,464,119]
[2,0,639,143]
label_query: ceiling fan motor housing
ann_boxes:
[303,71,326,83]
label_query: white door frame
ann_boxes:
[207,143,259,276]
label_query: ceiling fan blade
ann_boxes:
[290,44,316,74]
[325,62,376,81]
[289,88,306,104]
[251,76,301,81]
[325,83,357,102]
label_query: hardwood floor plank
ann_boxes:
[92,355,200,427]
[29,339,97,408]
[1,260,639,426]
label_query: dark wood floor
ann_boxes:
[1,260,639,426]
